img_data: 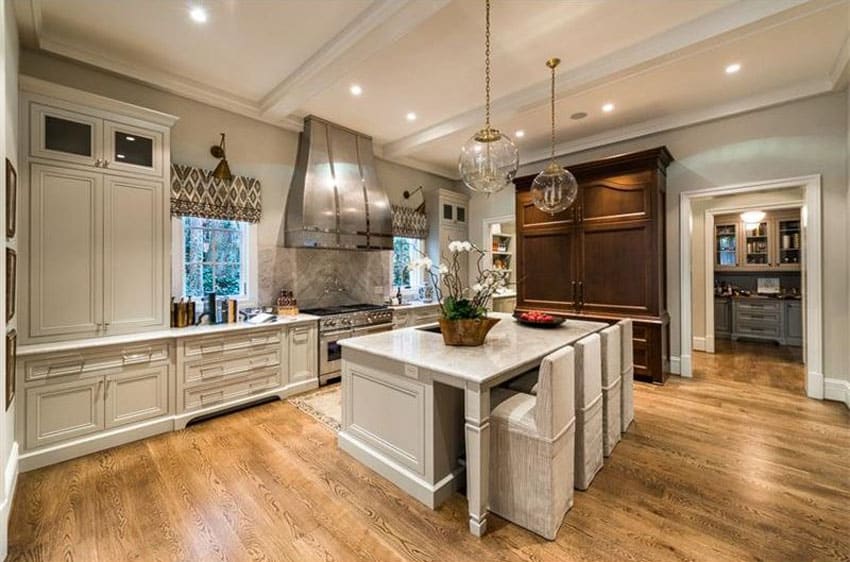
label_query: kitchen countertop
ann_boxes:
[18,314,320,357]
[715,294,801,300]
[389,301,441,311]
[492,290,517,299]
[340,312,607,384]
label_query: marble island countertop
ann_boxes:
[340,312,607,384]
[18,313,320,357]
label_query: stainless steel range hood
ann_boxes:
[285,116,393,250]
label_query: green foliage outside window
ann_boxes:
[183,217,244,297]
[393,237,420,288]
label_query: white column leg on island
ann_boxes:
[464,383,491,537]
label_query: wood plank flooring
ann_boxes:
[9,344,850,562]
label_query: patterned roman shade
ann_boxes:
[171,163,262,223]
[392,205,428,239]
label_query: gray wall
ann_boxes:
[19,48,456,306]
[469,91,848,384]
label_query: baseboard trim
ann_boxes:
[669,355,681,375]
[807,371,825,400]
[692,337,706,352]
[824,377,850,409]
[0,441,19,560]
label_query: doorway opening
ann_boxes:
[679,176,823,399]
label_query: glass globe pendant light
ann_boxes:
[458,0,519,194]
[531,58,577,215]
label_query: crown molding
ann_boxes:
[259,0,450,119]
[828,33,850,88]
[516,79,835,169]
[383,0,831,159]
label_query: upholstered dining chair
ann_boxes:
[573,333,603,490]
[617,319,634,432]
[489,345,576,540]
[600,325,622,457]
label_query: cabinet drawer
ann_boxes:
[735,310,780,323]
[105,365,169,429]
[735,320,781,337]
[183,348,280,386]
[735,300,780,313]
[182,329,281,358]
[24,342,170,382]
[183,368,281,412]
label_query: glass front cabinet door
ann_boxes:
[743,221,770,267]
[31,103,102,167]
[715,223,738,269]
[103,121,163,177]
[776,216,802,270]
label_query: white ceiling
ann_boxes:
[15,0,850,178]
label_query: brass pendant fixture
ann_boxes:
[531,58,577,216]
[210,133,233,182]
[457,0,519,194]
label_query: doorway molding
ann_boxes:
[679,175,823,399]
[702,200,803,353]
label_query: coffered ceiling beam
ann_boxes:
[258,0,451,120]
[382,0,831,159]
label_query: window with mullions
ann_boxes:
[182,217,247,297]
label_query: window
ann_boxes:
[179,217,249,298]
[392,237,423,289]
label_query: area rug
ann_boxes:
[287,384,341,432]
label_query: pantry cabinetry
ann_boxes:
[714,209,801,272]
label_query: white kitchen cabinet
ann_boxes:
[425,188,470,290]
[29,163,104,338]
[25,376,105,449]
[289,324,317,382]
[105,365,169,429]
[21,81,175,344]
[103,175,165,333]
[30,100,166,178]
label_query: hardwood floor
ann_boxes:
[9,351,849,562]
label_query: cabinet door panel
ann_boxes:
[579,222,656,315]
[26,377,104,449]
[103,175,164,333]
[30,104,103,167]
[519,195,575,228]
[289,325,316,382]
[518,229,578,311]
[103,121,164,177]
[105,365,168,428]
[580,172,652,224]
[29,164,103,338]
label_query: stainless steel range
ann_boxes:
[301,304,393,385]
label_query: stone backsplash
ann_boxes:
[259,245,392,309]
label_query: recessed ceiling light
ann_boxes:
[406,112,417,122]
[602,103,615,113]
[124,135,135,142]
[350,84,363,96]
[725,63,741,74]
[189,6,208,23]
[570,112,588,120]
[514,130,525,138]
[116,154,126,159]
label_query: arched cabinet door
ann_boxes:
[578,171,654,225]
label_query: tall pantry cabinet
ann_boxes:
[19,77,176,344]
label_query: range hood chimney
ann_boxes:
[285,116,393,250]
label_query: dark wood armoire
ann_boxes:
[515,147,672,383]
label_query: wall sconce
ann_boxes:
[210,133,233,181]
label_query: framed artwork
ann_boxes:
[5,159,15,239]
[5,248,14,323]
[6,329,15,411]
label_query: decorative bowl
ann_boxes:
[438,317,500,346]
[513,311,566,329]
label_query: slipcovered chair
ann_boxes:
[600,325,622,457]
[573,333,603,490]
[618,318,635,432]
[489,346,576,540]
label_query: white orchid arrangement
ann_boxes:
[408,240,509,320]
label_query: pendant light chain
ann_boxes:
[484,0,491,131]
[550,62,555,162]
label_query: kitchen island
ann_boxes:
[338,312,607,536]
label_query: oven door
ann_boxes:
[353,323,393,337]
[319,328,352,383]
